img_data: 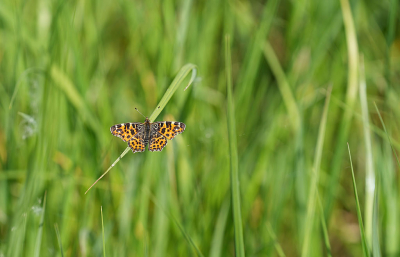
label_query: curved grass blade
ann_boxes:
[301,86,332,257]
[85,64,196,194]
[263,41,300,131]
[225,35,245,257]
[325,0,360,218]
[347,143,371,257]
[359,54,375,247]
[149,63,197,122]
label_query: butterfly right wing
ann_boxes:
[154,121,186,140]
[148,132,168,152]
[128,134,146,153]
[110,122,143,142]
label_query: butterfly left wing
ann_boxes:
[128,134,146,153]
[110,122,143,142]
[148,132,168,152]
[154,121,185,140]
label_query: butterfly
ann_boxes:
[110,117,186,153]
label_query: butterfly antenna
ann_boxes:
[135,107,146,118]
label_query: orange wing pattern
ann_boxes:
[155,121,186,140]
[110,123,143,142]
[148,132,167,152]
[128,134,146,153]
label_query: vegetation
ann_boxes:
[0,0,399,256]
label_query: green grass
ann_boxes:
[101,206,106,257]
[347,143,371,257]
[1,0,400,256]
[225,35,245,257]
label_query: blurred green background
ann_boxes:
[1,0,399,256]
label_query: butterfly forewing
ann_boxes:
[155,121,186,140]
[110,122,143,142]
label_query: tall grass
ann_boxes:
[0,0,399,256]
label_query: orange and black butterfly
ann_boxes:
[110,117,185,153]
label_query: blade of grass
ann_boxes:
[54,223,64,257]
[33,192,47,257]
[385,0,398,89]
[173,0,193,69]
[372,189,381,257]
[85,147,131,194]
[263,41,300,132]
[301,85,332,257]
[325,0,360,218]
[101,206,106,257]
[235,0,279,108]
[359,54,375,248]
[374,103,400,168]
[51,65,100,137]
[374,102,399,255]
[225,35,245,257]
[209,199,230,257]
[85,64,196,194]
[347,143,371,257]
[317,192,332,257]
[266,222,286,257]
[146,189,204,257]
[149,63,197,122]
[328,93,400,151]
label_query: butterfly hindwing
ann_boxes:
[128,134,146,153]
[148,132,168,152]
[110,122,143,142]
[155,121,186,140]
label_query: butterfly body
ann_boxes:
[110,117,185,153]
